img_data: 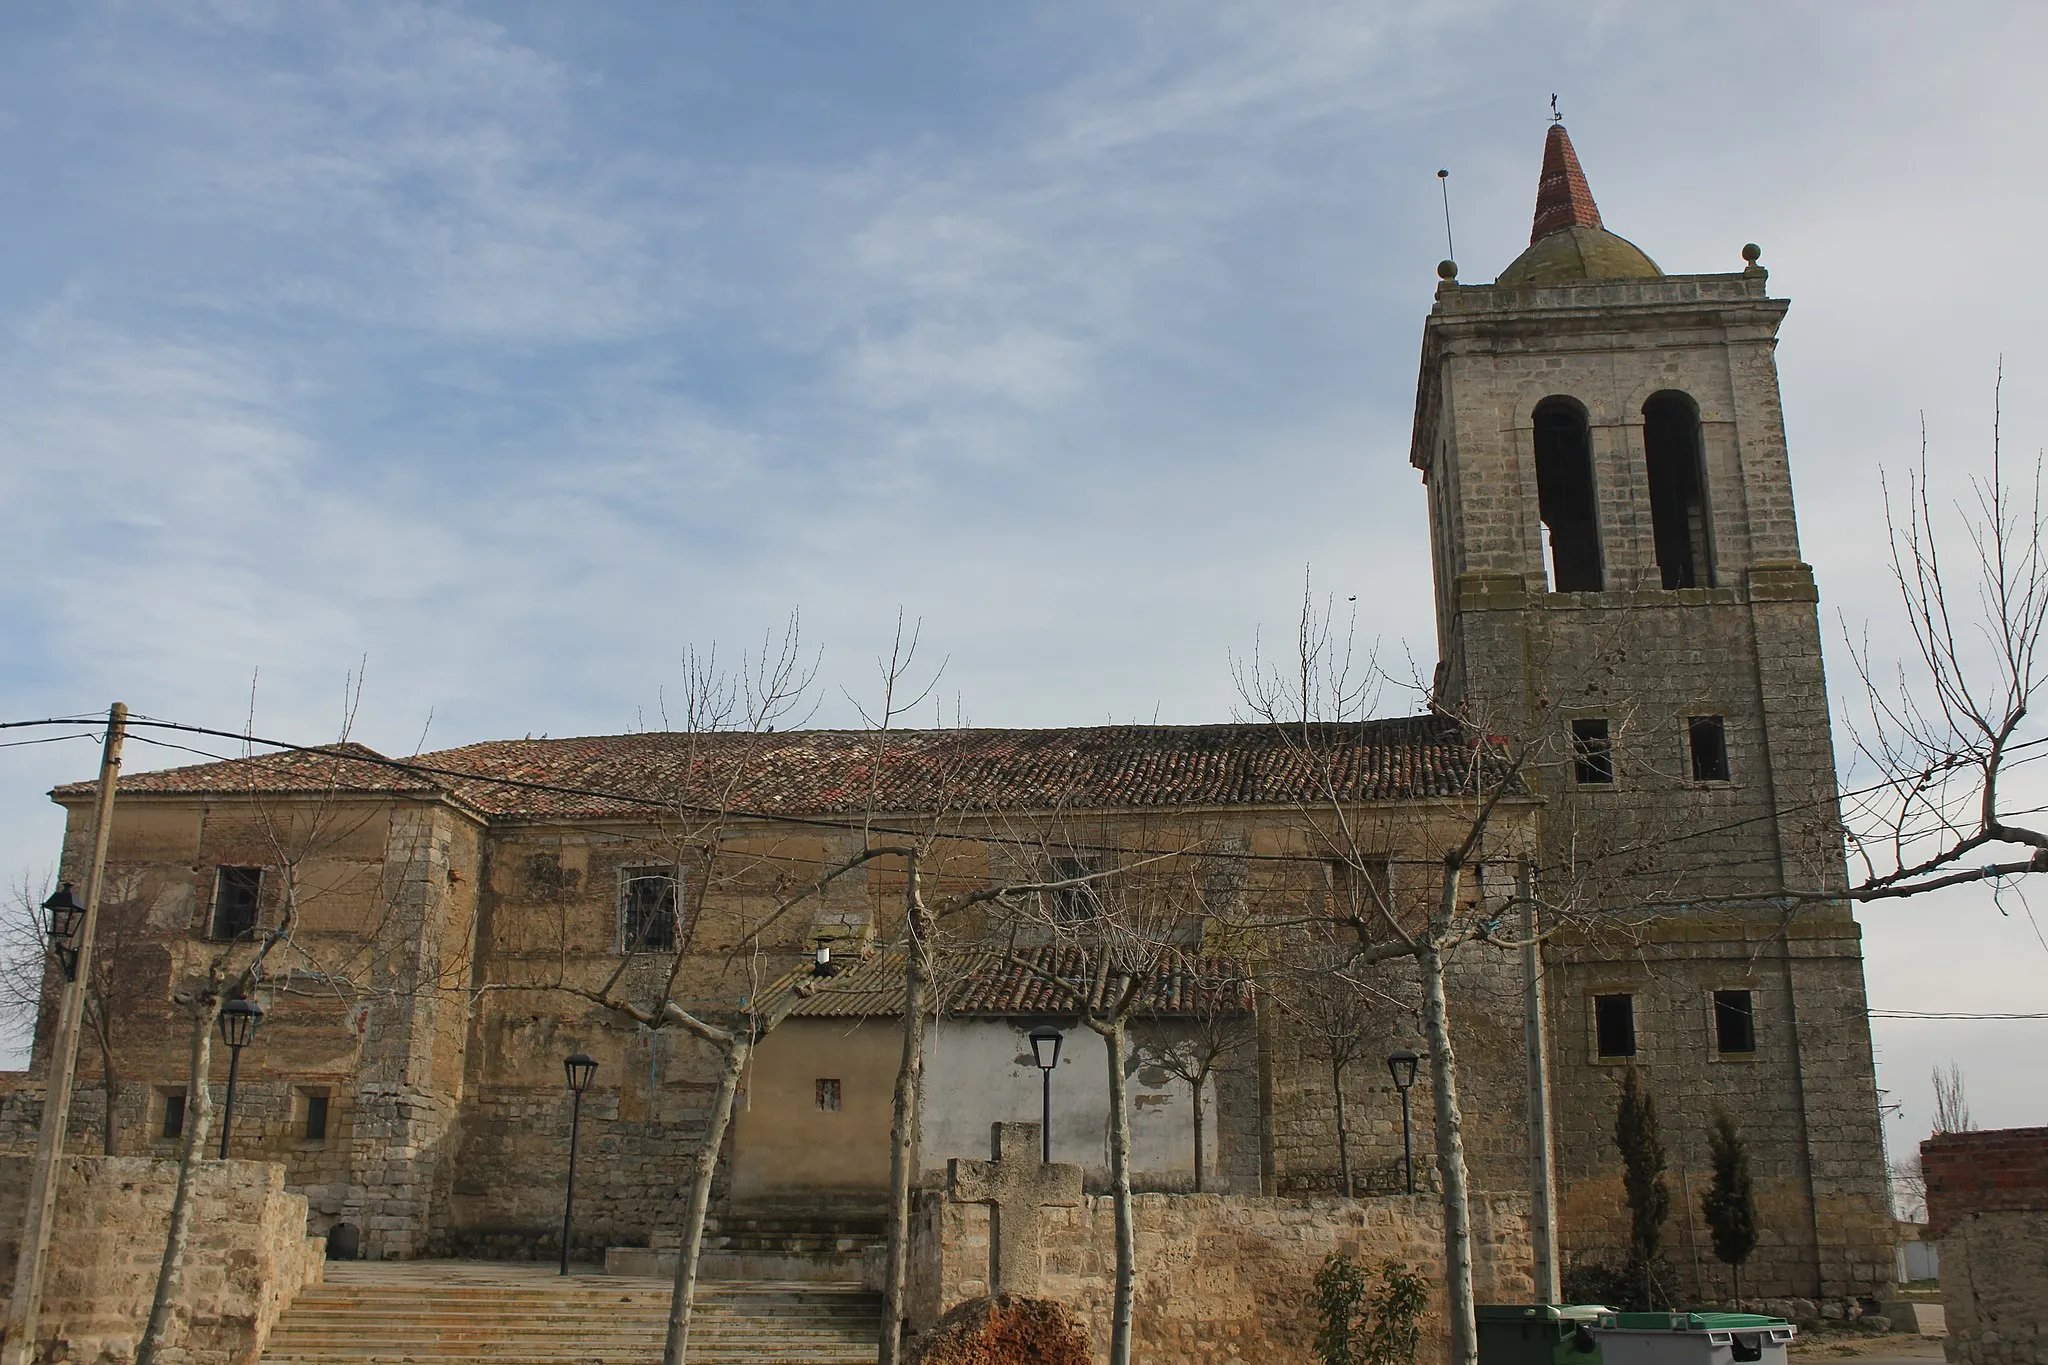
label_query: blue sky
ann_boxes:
[3,1,2045,1148]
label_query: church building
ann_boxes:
[18,123,1896,1310]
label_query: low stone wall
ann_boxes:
[908,1188,1533,1364]
[0,1155,323,1365]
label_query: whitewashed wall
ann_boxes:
[917,1018,1209,1185]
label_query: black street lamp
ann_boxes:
[1028,1026,1063,1163]
[1387,1048,1420,1195]
[216,999,264,1158]
[560,1052,598,1275]
[811,935,840,979]
[41,885,87,982]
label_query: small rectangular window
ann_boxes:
[1689,716,1730,782]
[1714,990,1756,1054]
[619,867,680,953]
[1325,858,1392,922]
[1572,719,1615,785]
[1594,994,1637,1058]
[303,1091,330,1142]
[815,1078,842,1112]
[1050,855,1101,922]
[211,867,262,940]
[161,1089,187,1140]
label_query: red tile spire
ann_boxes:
[1530,123,1603,244]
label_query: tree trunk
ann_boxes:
[1103,1018,1135,1365]
[663,1035,750,1365]
[96,1028,121,1157]
[1332,1058,1352,1198]
[879,864,930,1365]
[1191,1069,1205,1194]
[1420,941,1476,1365]
[136,1004,218,1365]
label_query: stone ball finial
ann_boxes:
[1742,243,1762,265]
[1437,259,1459,281]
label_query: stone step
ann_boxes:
[258,1263,880,1365]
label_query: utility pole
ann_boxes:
[2,703,127,1365]
[1520,860,1560,1302]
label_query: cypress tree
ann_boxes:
[1701,1112,1760,1308]
[1614,1068,1670,1309]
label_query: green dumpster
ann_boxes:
[1476,1305,1612,1365]
[1593,1312,1796,1365]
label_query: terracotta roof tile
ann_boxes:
[1530,123,1603,243]
[66,717,1506,819]
[791,946,1253,1020]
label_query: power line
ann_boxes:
[1870,1010,2048,1020]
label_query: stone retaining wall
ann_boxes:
[1922,1127,2048,1365]
[908,1189,1533,1365]
[0,1155,322,1365]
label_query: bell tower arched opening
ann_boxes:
[1643,389,1713,588]
[1532,397,1602,592]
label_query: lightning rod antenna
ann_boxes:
[1437,169,1455,263]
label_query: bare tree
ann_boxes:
[1931,1060,1974,1135]
[1,870,168,1157]
[987,822,1213,1365]
[1234,591,1543,1365]
[1136,966,1254,1193]
[1838,373,2048,903]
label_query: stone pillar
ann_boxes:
[350,806,480,1258]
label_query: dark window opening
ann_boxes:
[816,1078,842,1112]
[1689,715,1731,782]
[1050,855,1102,922]
[1324,858,1392,923]
[620,868,679,952]
[304,1092,330,1142]
[161,1090,187,1140]
[1714,990,1756,1054]
[1643,392,1714,589]
[1534,399,1603,592]
[1594,994,1637,1058]
[1572,719,1615,785]
[211,867,262,941]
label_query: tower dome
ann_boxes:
[1495,123,1661,286]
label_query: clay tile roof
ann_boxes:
[58,716,1507,819]
[53,742,444,802]
[1530,123,1603,243]
[790,945,1254,1020]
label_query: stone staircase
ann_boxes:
[607,1204,887,1283]
[259,1261,882,1365]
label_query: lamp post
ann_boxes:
[1028,1026,1063,1163]
[1387,1048,1420,1195]
[561,1053,597,1275]
[216,998,264,1158]
[41,885,86,981]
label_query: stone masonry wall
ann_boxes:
[0,1155,321,1365]
[908,1190,1534,1365]
[1921,1127,2048,1365]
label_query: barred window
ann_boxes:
[619,867,680,953]
[211,867,262,940]
[1049,855,1101,922]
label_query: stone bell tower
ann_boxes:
[1410,123,1894,1304]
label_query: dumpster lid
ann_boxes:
[1600,1312,1791,1331]
[1477,1305,1614,1324]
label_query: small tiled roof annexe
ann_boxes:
[790,945,1255,1021]
[55,717,1510,820]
